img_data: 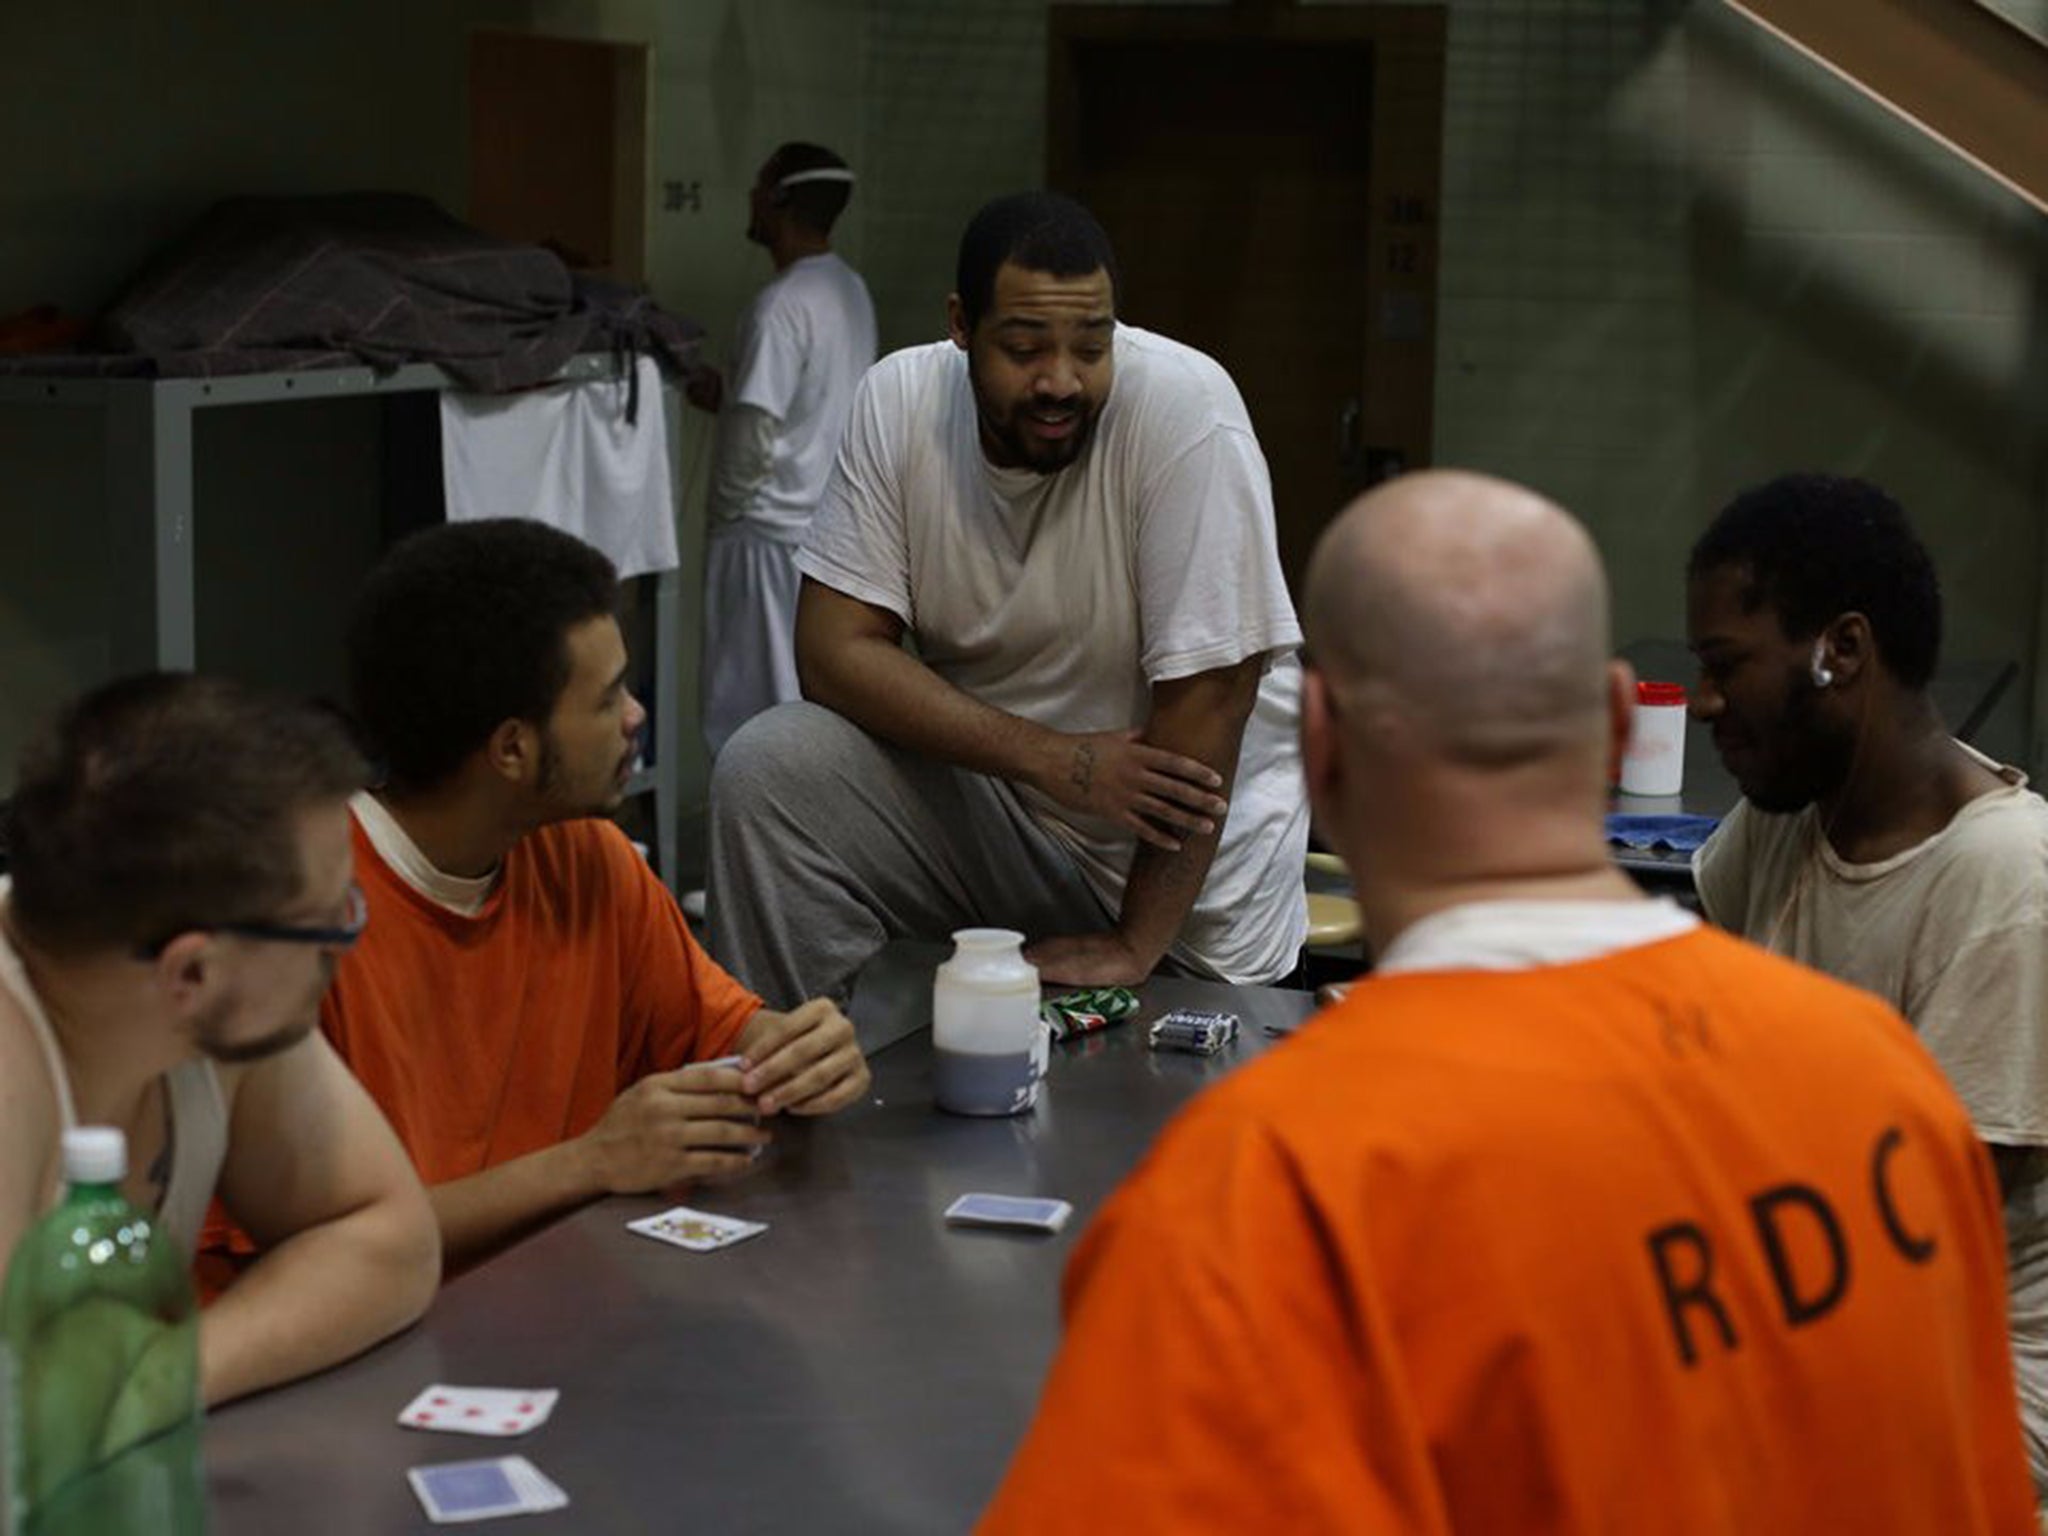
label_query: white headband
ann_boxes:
[777,167,855,189]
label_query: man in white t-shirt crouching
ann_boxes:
[1687,472,2048,1502]
[688,141,877,759]
[707,190,1308,1005]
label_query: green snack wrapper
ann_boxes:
[1040,986,1140,1042]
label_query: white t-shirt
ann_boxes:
[350,792,496,916]
[1696,744,2048,1495]
[799,325,1309,982]
[1694,745,2048,1146]
[1377,898,1698,975]
[712,252,877,540]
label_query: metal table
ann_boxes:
[205,975,1318,1534]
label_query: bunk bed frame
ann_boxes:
[0,354,687,892]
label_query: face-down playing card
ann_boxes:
[407,1455,567,1522]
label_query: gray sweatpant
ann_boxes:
[706,701,1114,1008]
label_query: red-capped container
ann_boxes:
[1621,680,1687,795]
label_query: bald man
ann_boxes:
[981,472,2033,1533]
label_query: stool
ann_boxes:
[1299,850,1366,997]
[1305,891,1363,949]
[1303,851,1363,949]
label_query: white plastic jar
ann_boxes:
[931,929,1047,1116]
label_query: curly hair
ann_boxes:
[954,191,1120,333]
[347,519,619,792]
[1688,473,1941,688]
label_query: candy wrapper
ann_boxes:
[1039,987,1140,1042]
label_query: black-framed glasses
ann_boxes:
[214,882,369,950]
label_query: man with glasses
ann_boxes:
[178,881,368,954]
[0,672,438,1405]
[288,518,869,1277]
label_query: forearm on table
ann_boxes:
[1109,665,1261,962]
[427,1141,608,1280]
[199,1200,438,1405]
[1115,835,1225,968]
[801,633,1064,790]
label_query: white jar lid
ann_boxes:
[61,1126,127,1185]
[950,928,1026,949]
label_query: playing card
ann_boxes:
[626,1204,768,1252]
[398,1385,560,1438]
[944,1193,1073,1232]
[701,1054,747,1072]
[407,1455,567,1523]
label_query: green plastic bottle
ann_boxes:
[1,1126,204,1535]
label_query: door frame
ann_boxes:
[1047,2,1447,481]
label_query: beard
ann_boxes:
[968,362,1100,473]
[193,955,333,1065]
[195,1003,320,1066]
[535,730,634,819]
[1736,677,1857,814]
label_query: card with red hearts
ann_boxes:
[398,1385,560,1438]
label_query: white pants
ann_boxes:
[700,521,803,760]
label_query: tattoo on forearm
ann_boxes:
[1070,742,1096,794]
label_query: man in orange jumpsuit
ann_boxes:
[980,470,2034,1533]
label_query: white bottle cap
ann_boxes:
[950,928,1026,949]
[61,1126,127,1185]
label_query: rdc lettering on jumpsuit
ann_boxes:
[1648,1125,1938,1367]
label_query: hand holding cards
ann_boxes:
[723,998,871,1117]
[579,1054,767,1194]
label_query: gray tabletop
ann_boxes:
[205,975,1317,1534]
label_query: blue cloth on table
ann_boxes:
[1606,813,1720,854]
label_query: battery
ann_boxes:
[1147,1008,1240,1056]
